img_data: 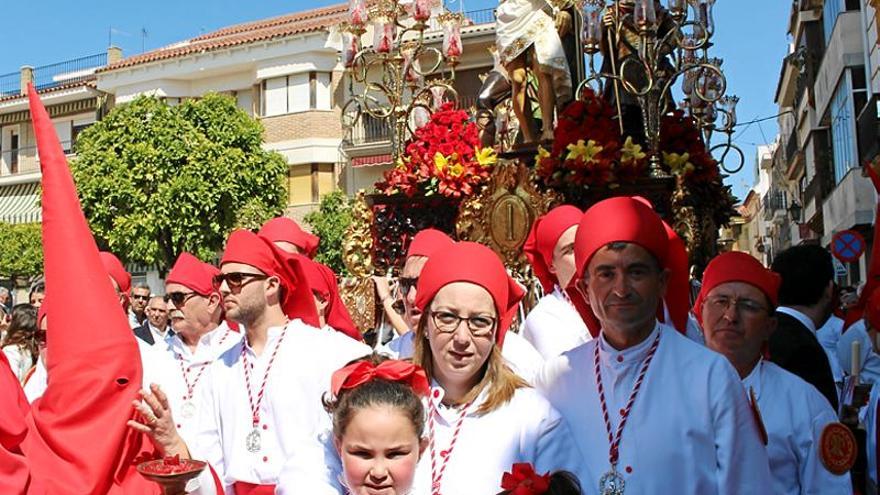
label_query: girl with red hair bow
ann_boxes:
[498,463,583,495]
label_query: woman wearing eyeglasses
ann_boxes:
[410,242,586,494]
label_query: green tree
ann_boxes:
[305,190,352,275]
[0,223,43,280]
[72,93,288,272]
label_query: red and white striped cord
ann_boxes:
[178,329,231,401]
[241,326,288,427]
[593,331,661,467]
[427,396,473,495]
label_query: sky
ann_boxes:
[1,0,791,201]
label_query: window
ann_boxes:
[261,73,332,117]
[9,133,18,174]
[830,75,857,184]
[824,0,862,43]
[287,163,336,205]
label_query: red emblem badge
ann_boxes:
[819,423,857,475]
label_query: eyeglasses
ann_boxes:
[430,310,496,337]
[131,294,150,301]
[399,277,419,295]
[704,295,768,316]
[212,272,269,291]
[166,291,198,306]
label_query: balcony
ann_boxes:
[784,128,799,168]
[0,72,18,98]
[762,189,788,223]
[0,52,107,99]
[858,95,880,165]
[0,142,74,179]
[343,96,478,148]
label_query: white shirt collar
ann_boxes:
[776,306,817,333]
[742,359,763,401]
[598,321,662,367]
[428,379,490,422]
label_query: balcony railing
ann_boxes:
[343,96,479,147]
[33,52,107,92]
[762,189,788,222]
[427,8,496,30]
[784,128,799,167]
[0,72,18,98]
[1,142,74,176]
[858,95,880,165]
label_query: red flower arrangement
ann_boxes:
[500,463,551,495]
[535,88,648,191]
[375,103,496,199]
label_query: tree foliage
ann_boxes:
[0,223,43,280]
[72,93,288,272]
[305,191,352,275]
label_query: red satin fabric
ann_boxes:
[523,205,582,294]
[331,360,430,397]
[300,259,362,341]
[406,228,454,259]
[233,482,276,495]
[693,251,781,325]
[166,252,220,296]
[258,217,319,259]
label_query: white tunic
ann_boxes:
[537,323,773,494]
[410,383,587,494]
[380,329,544,383]
[743,360,850,494]
[521,287,591,359]
[836,320,880,385]
[23,356,47,403]
[141,322,242,446]
[191,319,370,491]
[865,384,880,486]
[817,315,845,385]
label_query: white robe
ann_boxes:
[409,383,586,494]
[865,384,880,486]
[190,319,371,492]
[380,329,544,383]
[817,315,845,385]
[521,287,591,359]
[743,360,851,494]
[141,322,242,446]
[495,0,572,101]
[537,322,773,494]
[836,319,880,385]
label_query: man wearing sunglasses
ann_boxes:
[695,251,850,494]
[135,229,370,493]
[131,252,242,482]
[129,283,152,329]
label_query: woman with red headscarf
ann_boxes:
[410,241,585,494]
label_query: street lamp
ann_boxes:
[788,200,802,224]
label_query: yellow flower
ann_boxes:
[566,139,604,163]
[475,147,497,168]
[535,146,551,163]
[662,152,695,175]
[621,136,646,164]
[434,152,448,172]
[395,157,408,171]
[449,163,464,177]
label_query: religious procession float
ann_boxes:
[337,0,742,330]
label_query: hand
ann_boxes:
[602,9,615,28]
[372,276,392,302]
[128,383,190,458]
[555,10,572,37]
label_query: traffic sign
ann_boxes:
[831,230,866,263]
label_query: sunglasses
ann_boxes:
[212,272,269,291]
[166,291,198,306]
[131,294,150,301]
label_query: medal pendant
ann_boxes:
[245,428,262,453]
[180,400,197,420]
[599,469,625,495]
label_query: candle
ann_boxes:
[343,32,360,68]
[852,339,861,381]
[581,3,604,54]
[373,20,395,54]
[440,13,464,60]
[411,0,431,22]
[349,0,367,28]
[634,0,657,29]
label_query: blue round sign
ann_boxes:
[831,230,865,263]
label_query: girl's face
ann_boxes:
[336,404,426,495]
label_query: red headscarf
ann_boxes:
[415,242,524,346]
[166,252,220,296]
[300,259,362,341]
[21,83,165,494]
[220,229,320,328]
[844,164,880,331]
[523,205,582,293]
[99,251,131,295]
[406,228,455,259]
[258,217,320,259]
[693,251,781,325]
[331,359,430,397]
[568,196,670,337]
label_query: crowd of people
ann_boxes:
[0,82,874,495]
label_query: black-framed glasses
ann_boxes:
[430,310,496,337]
[212,272,269,291]
[704,295,768,316]
[399,277,419,294]
[166,291,198,306]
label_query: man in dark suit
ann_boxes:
[134,295,173,346]
[769,245,839,410]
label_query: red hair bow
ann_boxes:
[331,360,430,397]
[501,463,551,495]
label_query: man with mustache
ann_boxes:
[696,251,851,494]
[538,196,771,494]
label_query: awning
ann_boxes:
[351,154,393,168]
[0,181,41,224]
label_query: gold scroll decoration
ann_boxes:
[340,190,376,332]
